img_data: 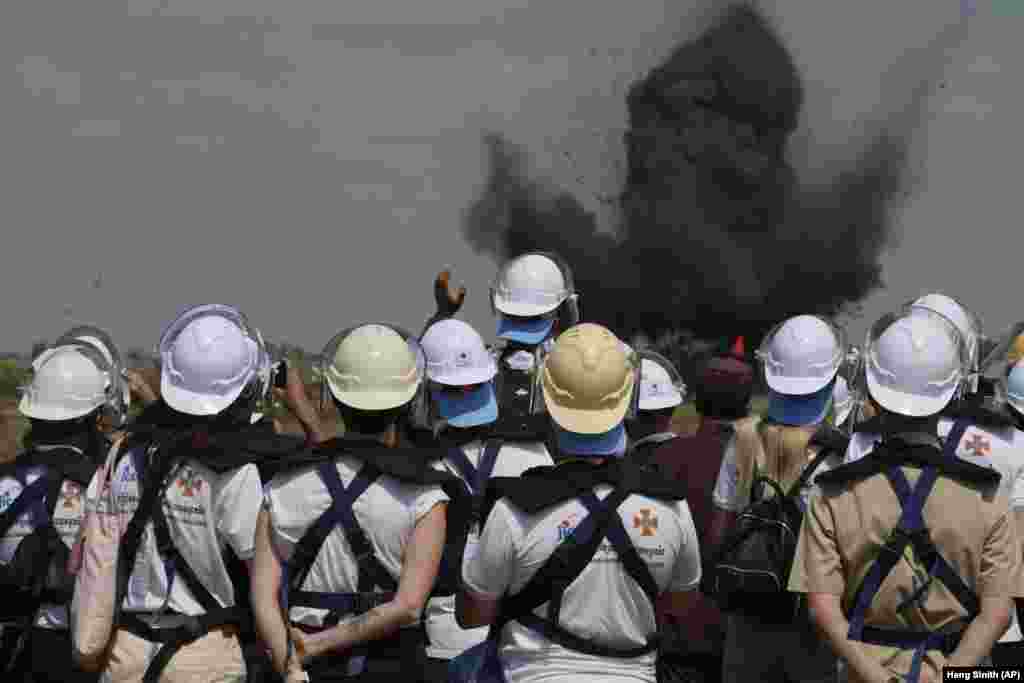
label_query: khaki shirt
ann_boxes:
[789,466,1024,682]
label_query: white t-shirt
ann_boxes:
[843,417,1024,643]
[264,456,449,629]
[712,429,844,513]
[425,439,553,660]
[0,445,89,630]
[464,484,701,683]
[87,446,262,617]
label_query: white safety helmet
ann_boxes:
[420,318,497,386]
[910,293,981,370]
[491,252,574,318]
[320,323,424,411]
[637,351,686,411]
[756,315,845,395]
[55,325,131,423]
[19,343,118,421]
[863,306,968,417]
[158,304,268,416]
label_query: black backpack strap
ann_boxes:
[282,461,397,629]
[844,419,976,683]
[502,486,657,658]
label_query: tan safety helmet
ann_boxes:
[541,323,636,434]
[324,324,423,411]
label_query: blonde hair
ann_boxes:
[734,417,817,503]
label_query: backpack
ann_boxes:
[0,447,97,670]
[703,424,845,623]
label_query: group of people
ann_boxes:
[1,250,1023,683]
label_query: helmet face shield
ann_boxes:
[54,325,131,423]
[157,304,271,415]
[907,293,982,377]
[20,340,122,423]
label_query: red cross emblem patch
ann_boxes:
[634,508,658,537]
[963,433,991,457]
[176,468,204,498]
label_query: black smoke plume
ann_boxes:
[462,2,926,348]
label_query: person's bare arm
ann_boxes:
[297,502,447,661]
[946,596,1012,667]
[273,364,328,445]
[807,593,903,683]
[250,509,300,677]
[124,369,158,406]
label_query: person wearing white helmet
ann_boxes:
[71,304,305,683]
[456,323,701,683]
[906,297,1024,665]
[53,325,159,428]
[624,350,686,462]
[706,314,845,683]
[252,323,459,682]
[414,318,553,682]
[790,307,1024,683]
[909,293,985,401]
[0,342,123,683]
[490,252,581,431]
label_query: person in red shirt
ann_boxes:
[643,340,754,683]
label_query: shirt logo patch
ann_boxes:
[962,433,990,457]
[634,508,658,537]
[557,514,579,542]
[175,467,204,498]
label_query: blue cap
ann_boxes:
[431,381,499,428]
[766,379,835,427]
[496,315,555,345]
[554,422,627,458]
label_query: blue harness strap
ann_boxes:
[844,419,974,683]
[281,462,395,631]
[0,472,55,539]
[446,440,502,498]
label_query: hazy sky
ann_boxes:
[2,0,1021,356]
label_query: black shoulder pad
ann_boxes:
[943,401,1016,430]
[0,448,98,486]
[486,413,550,442]
[286,437,459,489]
[487,459,685,515]
[815,442,1001,490]
[810,424,850,456]
[853,415,887,435]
